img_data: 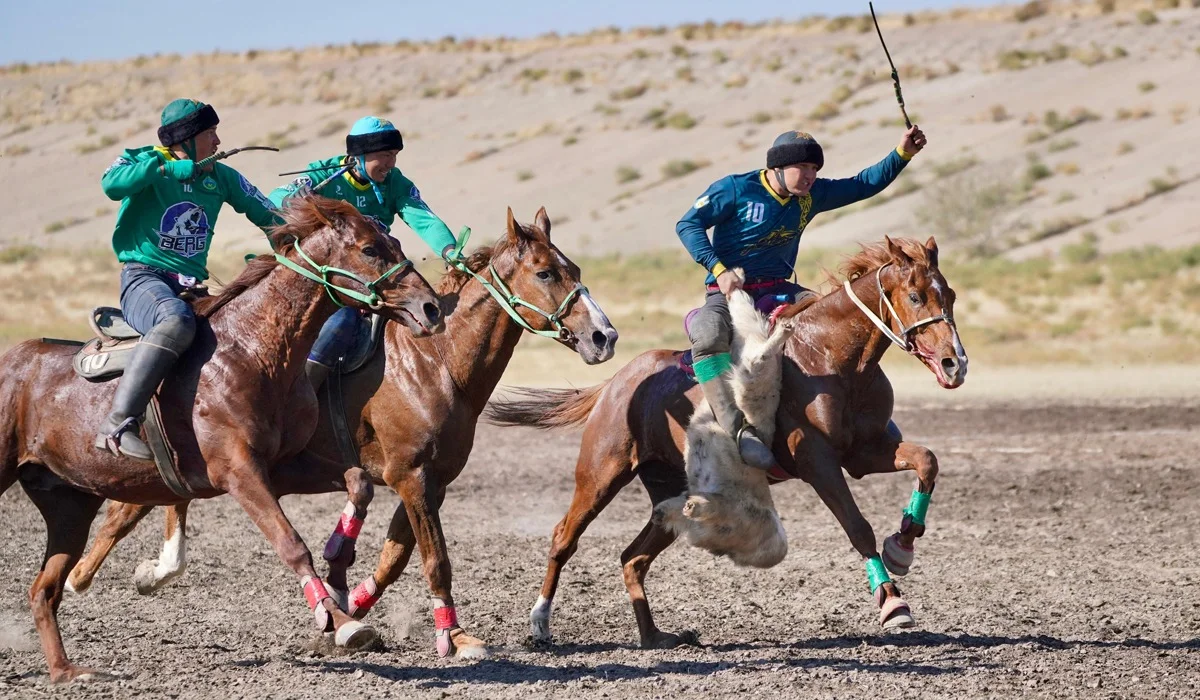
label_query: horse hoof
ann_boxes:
[879,596,916,630]
[449,629,490,660]
[882,533,914,577]
[51,666,117,684]
[643,629,700,649]
[530,596,553,643]
[334,620,379,651]
[64,576,87,595]
[132,560,160,595]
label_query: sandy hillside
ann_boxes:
[1,1,1199,263]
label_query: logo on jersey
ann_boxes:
[103,156,132,176]
[739,225,800,255]
[201,176,218,191]
[238,173,276,210]
[693,195,710,210]
[158,202,210,257]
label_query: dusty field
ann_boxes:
[1,395,1198,698]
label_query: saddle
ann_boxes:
[64,307,193,499]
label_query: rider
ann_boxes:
[677,125,927,470]
[269,116,461,390]
[96,98,282,460]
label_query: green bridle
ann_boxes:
[447,226,586,341]
[274,236,412,310]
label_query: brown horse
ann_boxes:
[65,207,618,659]
[0,197,443,683]
[486,236,968,648]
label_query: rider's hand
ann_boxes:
[162,159,196,182]
[441,243,463,265]
[899,125,927,157]
[716,269,743,297]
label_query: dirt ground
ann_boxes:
[1,398,1198,699]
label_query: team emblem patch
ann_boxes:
[238,174,276,209]
[103,156,132,176]
[157,202,210,258]
[693,195,710,210]
[201,176,218,191]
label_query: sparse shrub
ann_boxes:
[750,111,772,124]
[662,159,708,179]
[932,156,979,178]
[318,120,347,137]
[1116,141,1135,155]
[516,170,534,182]
[670,45,690,59]
[724,75,749,88]
[676,67,695,82]
[1111,46,1129,59]
[1149,176,1179,195]
[915,168,1018,257]
[988,104,1010,122]
[3,144,31,157]
[1153,0,1179,8]
[611,83,649,101]
[562,68,584,83]
[1025,157,1054,185]
[1055,162,1081,176]
[663,112,697,130]
[765,56,784,72]
[831,84,853,103]
[1032,215,1088,241]
[1056,191,1078,204]
[519,68,549,81]
[1136,9,1159,25]
[594,103,621,116]
[1063,232,1100,263]
[1013,1,1049,22]
[809,101,840,121]
[1071,45,1107,67]
[616,166,641,184]
[628,48,652,60]
[1139,81,1157,93]
[1096,0,1116,13]
[1048,138,1078,152]
[563,135,578,146]
[75,134,119,155]
[1025,130,1050,144]
[642,107,667,124]
[0,244,40,264]
[711,50,729,64]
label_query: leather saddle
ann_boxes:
[71,307,143,382]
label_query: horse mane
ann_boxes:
[836,237,934,284]
[437,234,516,295]
[193,196,365,319]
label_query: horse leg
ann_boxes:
[394,475,488,659]
[66,502,154,594]
[624,459,692,649]
[531,450,637,644]
[132,502,190,594]
[322,467,373,609]
[19,471,106,683]
[795,437,915,630]
[845,439,940,577]
[220,464,378,650]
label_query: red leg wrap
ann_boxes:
[348,577,381,618]
[334,503,364,540]
[433,605,459,631]
[303,576,330,609]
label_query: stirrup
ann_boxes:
[101,416,140,456]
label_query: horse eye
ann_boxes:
[908,292,920,304]
[536,270,553,281]
[362,246,379,258]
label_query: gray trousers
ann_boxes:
[688,281,808,364]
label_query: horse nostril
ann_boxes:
[941,357,958,373]
[591,330,608,349]
[423,302,441,324]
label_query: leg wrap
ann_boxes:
[865,555,891,594]
[323,503,364,567]
[302,576,333,631]
[434,603,459,657]
[348,576,381,618]
[903,489,931,527]
[692,352,732,384]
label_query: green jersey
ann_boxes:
[101,146,281,281]
[269,156,455,255]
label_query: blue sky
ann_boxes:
[0,0,1002,65]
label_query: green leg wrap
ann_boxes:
[903,489,931,526]
[866,555,891,593]
[693,352,732,384]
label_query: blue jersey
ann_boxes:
[676,148,910,285]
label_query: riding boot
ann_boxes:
[698,371,777,471]
[305,359,333,393]
[94,342,177,460]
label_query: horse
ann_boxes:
[0,196,443,683]
[64,207,619,659]
[485,236,968,648]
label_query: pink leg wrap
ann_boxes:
[334,502,364,540]
[348,576,381,618]
[434,604,459,657]
[302,576,333,631]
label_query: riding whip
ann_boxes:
[157,145,279,176]
[869,2,913,129]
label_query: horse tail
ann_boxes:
[484,382,610,430]
[0,341,33,496]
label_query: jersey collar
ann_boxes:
[341,156,374,191]
[759,170,791,206]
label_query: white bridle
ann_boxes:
[843,262,955,354]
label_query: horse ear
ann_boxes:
[533,206,552,241]
[505,207,522,246]
[925,236,939,267]
[886,235,913,268]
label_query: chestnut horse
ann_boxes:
[0,197,443,683]
[486,236,968,648]
[65,207,618,659]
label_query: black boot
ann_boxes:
[94,341,178,460]
[698,372,776,471]
[305,359,333,393]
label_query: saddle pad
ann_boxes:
[73,337,139,382]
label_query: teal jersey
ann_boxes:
[101,146,281,280]
[269,156,455,255]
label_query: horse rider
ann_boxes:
[95,99,283,460]
[269,116,462,390]
[677,125,927,470]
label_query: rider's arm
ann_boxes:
[219,165,284,233]
[394,178,456,257]
[268,175,311,210]
[810,148,911,213]
[676,176,737,277]
[100,151,160,200]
